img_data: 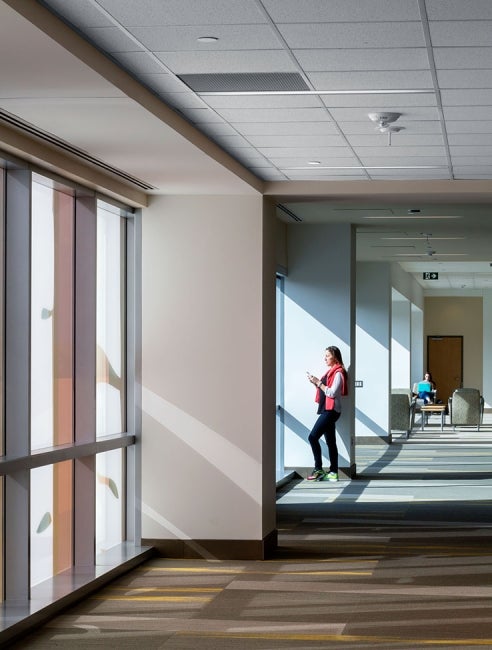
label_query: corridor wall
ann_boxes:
[140,194,277,559]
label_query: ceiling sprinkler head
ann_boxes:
[377,125,404,134]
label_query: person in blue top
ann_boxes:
[417,371,436,404]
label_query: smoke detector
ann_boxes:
[368,112,403,133]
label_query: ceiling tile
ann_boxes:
[445,120,492,133]
[309,70,433,91]
[442,89,492,105]
[353,145,446,157]
[129,24,283,51]
[427,0,492,19]
[443,106,492,120]
[263,0,420,22]
[259,146,356,158]
[357,155,448,166]
[155,50,295,74]
[453,165,492,173]
[98,0,267,26]
[438,70,492,89]
[429,21,492,47]
[434,47,492,69]
[448,133,492,146]
[321,94,437,109]
[295,48,430,72]
[347,134,444,147]
[284,171,368,180]
[234,122,339,136]
[450,145,492,155]
[269,156,358,167]
[330,108,442,125]
[278,22,425,49]
[246,134,347,148]
[211,107,333,123]
[340,120,442,135]
[451,155,492,165]
[367,169,451,179]
[202,95,323,110]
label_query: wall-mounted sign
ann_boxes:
[423,272,439,280]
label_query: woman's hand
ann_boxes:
[308,373,319,386]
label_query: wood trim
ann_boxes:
[143,530,278,560]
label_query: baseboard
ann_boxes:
[356,435,392,445]
[143,529,278,560]
[286,465,357,479]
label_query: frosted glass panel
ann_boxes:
[96,449,123,554]
[97,202,126,437]
[30,461,73,587]
[31,179,74,450]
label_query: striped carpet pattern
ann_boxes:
[10,436,492,649]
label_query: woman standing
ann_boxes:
[306,346,348,482]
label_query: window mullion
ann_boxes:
[4,167,31,600]
[73,194,97,567]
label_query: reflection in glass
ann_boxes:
[30,461,73,587]
[31,178,74,450]
[96,202,126,437]
[96,449,123,554]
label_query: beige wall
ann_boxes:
[424,297,483,391]
[141,193,276,549]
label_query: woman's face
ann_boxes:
[424,373,430,381]
[324,350,335,366]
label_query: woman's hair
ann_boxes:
[326,345,345,368]
[425,371,435,385]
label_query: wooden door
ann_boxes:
[427,336,463,405]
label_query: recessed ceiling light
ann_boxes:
[308,161,321,165]
[197,36,219,43]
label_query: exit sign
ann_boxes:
[423,272,439,280]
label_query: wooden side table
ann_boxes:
[420,404,446,431]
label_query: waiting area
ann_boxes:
[391,387,485,439]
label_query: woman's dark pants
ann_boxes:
[308,410,340,473]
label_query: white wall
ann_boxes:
[283,224,355,474]
[391,292,411,388]
[141,194,276,545]
[411,304,424,387]
[356,262,391,442]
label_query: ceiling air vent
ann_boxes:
[177,72,309,93]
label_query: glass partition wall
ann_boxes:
[0,160,141,632]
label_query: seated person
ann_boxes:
[416,372,436,404]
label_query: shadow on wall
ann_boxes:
[355,407,391,441]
